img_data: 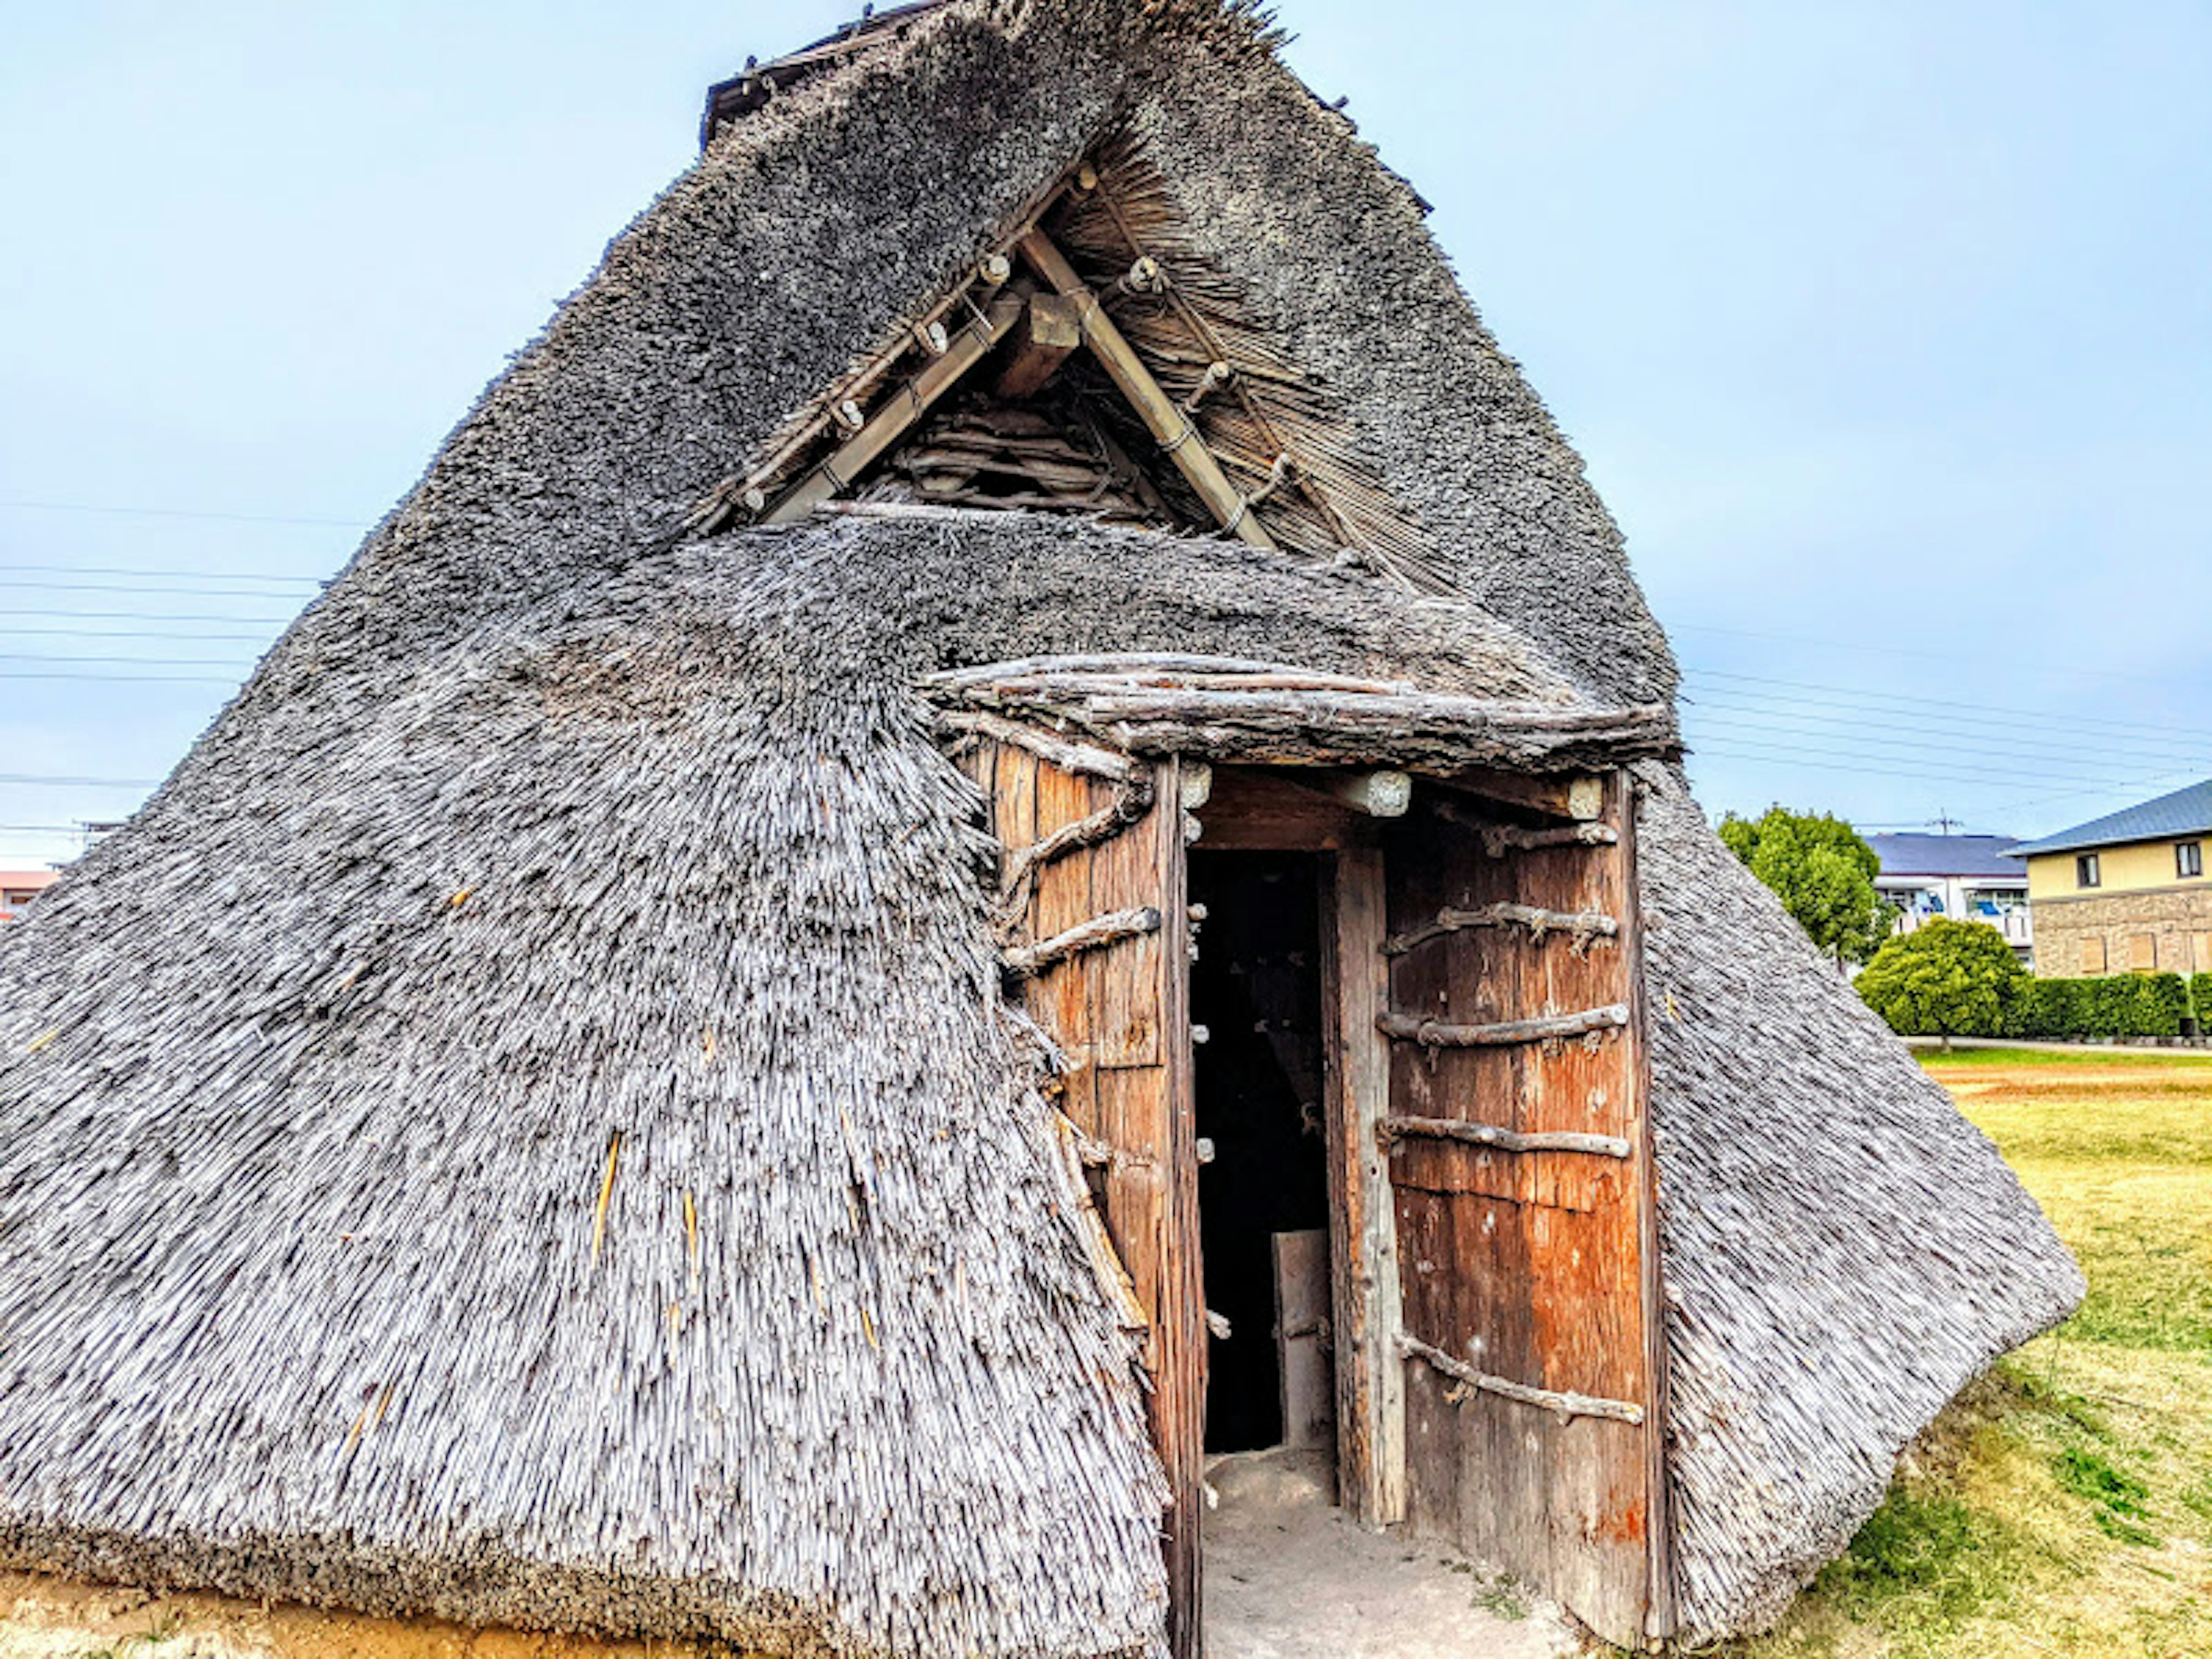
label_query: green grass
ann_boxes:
[1915,1043,2212,1069]
[1728,1049,2212,1659]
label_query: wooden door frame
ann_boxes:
[1317,846,1408,1527]
[1172,763,1672,1647]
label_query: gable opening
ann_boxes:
[688,139,1440,586]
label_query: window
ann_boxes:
[2077,853,2101,888]
[2080,937,2108,974]
[2128,933,2158,972]
[2179,842,2203,880]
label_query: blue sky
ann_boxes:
[2,2,2207,869]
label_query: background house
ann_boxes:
[2008,779,2212,976]
[1868,833,2032,964]
[0,872,57,923]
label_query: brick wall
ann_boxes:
[2031,887,2212,977]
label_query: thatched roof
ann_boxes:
[0,2,2077,1652]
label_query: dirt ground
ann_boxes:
[2,1454,1575,1659]
[0,1574,681,1659]
[1202,1448,1577,1659]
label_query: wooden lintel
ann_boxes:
[1190,766,1373,853]
[1303,770,1412,819]
[1012,228,1278,551]
[993,291,1084,399]
[765,292,1025,522]
[1434,768,1606,822]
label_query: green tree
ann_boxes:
[1718,804,1895,965]
[1855,918,2025,1048]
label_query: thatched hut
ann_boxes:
[0,3,2080,1654]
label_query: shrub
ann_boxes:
[1857,920,2024,1044]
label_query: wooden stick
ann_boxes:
[1309,770,1411,819]
[1374,1003,1630,1048]
[999,786,1152,900]
[1012,228,1277,550]
[934,710,1142,783]
[1378,1116,1632,1160]
[1382,903,1619,957]
[1397,1334,1645,1426]
[1001,907,1162,978]
[764,293,1025,522]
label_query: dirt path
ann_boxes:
[1202,1450,1578,1659]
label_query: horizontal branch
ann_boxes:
[999,785,1152,900]
[1379,1115,1631,1160]
[936,709,1143,784]
[1382,902,1618,957]
[1002,907,1162,978]
[1398,1334,1645,1426]
[1375,1004,1630,1048]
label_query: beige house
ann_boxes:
[2010,779,2212,975]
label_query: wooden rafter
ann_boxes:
[763,291,1025,523]
[1013,228,1278,549]
[1081,176,1364,552]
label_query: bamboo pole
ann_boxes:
[1012,229,1277,551]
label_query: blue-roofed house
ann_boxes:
[1868,832,2033,963]
[2005,779,2212,977]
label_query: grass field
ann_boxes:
[1730,1048,2212,1659]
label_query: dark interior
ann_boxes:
[1190,850,1331,1454]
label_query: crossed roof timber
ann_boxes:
[758,224,1277,548]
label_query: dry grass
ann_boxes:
[1725,1052,2212,1659]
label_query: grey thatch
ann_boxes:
[0,2,2080,1654]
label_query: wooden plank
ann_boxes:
[1092,766,1164,1069]
[1272,1229,1335,1452]
[1151,759,1205,1659]
[1613,772,1676,1645]
[1012,228,1277,550]
[1319,847,1406,1526]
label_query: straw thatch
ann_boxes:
[0,2,2078,1652]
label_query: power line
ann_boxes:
[0,563,324,586]
[0,579,329,602]
[1684,703,2212,774]
[0,626,281,643]
[1682,734,2179,792]
[1682,680,2212,757]
[2,607,296,623]
[1683,668,2212,746]
[1671,621,2188,690]
[0,772,158,788]
[0,651,253,668]
[0,499,368,530]
[0,671,237,683]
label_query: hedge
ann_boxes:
[1868,969,2200,1041]
[2001,974,2192,1040]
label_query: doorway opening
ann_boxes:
[1189,850,1334,1465]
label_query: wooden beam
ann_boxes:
[1012,228,1278,550]
[764,292,1025,522]
[1611,770,1678,1644]
[993,291,1084,399]
[1190,766,1369,852]
[1306,770,1412,819]
[1433,768,1606,822]
[1320,847,1407,1526]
